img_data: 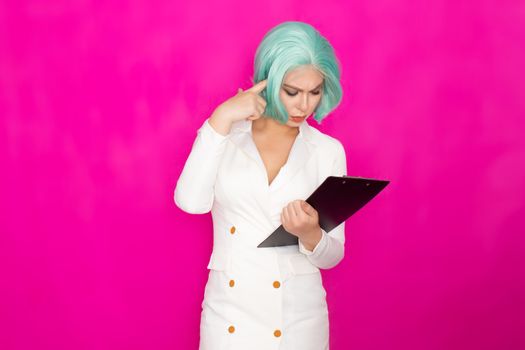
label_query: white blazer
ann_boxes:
[174,117,347,273]
[174,117,347,349]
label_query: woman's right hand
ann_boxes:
[211,79,268,124]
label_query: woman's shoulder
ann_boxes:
[305,123,346,155]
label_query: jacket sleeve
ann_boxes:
[298,141,347,269]
[174,118,229,214]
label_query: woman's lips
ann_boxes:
[290,116,306,122]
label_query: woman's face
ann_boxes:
[279,65,324,126]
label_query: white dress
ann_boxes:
[174,117,347,350]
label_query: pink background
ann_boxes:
[1,1,524,349]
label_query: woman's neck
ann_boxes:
[252,115,299,138]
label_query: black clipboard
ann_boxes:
[257,175,390,247]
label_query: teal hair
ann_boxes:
[254,21,343,124]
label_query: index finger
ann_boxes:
[246,79,267,94]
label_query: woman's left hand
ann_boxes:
[281,200,322,249]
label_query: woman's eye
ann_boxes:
[283,89,321,96]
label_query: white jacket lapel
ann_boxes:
[228,118,318,192]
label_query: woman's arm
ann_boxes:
[173,115,232,214]
[174,81,268,214]
[298,141,347,269]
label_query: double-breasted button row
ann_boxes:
[226,224,281,338]
[226,326,281,337]
[228,279,279,288]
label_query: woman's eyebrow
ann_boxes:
[283,83,323,92]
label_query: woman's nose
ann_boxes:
[298,94,308,112]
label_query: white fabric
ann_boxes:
[174,117,347,350]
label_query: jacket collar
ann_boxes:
[228,118,318,192]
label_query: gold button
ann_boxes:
[229,279,235,287]
[228,325,235,333]
[230,226,236,234]
[273,281,281,288]
[274,329,282,337]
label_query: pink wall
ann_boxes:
[1,1,524,349]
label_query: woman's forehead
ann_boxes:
[283,66,324,88]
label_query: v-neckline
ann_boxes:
[249,120,301,188]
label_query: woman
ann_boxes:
[174,21,347,350]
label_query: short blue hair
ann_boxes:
[254,21,343,124]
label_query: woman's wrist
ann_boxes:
[299,226,323,252]
[209,107,234,136]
